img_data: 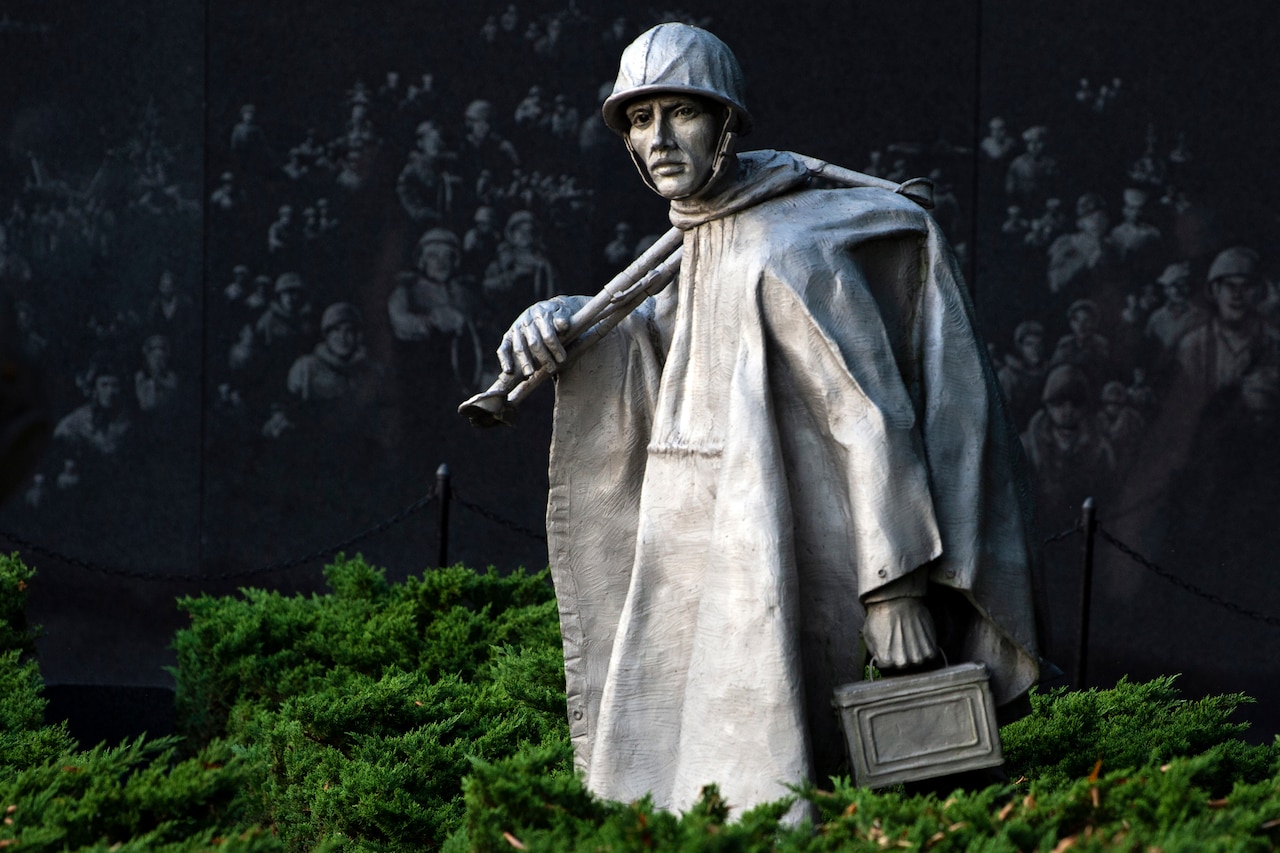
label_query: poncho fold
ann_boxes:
[547,150,1039,813]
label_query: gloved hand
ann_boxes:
[862,596,939,670]
[497,296,587,377]
[861,570,939,670]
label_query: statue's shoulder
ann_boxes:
[751,182,930,255]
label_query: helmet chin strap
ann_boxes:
[624,111,738,200]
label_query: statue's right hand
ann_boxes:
[497,299,574,378]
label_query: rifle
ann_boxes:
[458,154,933,428]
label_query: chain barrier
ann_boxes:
[1096,522,1280,629]
[452,490,548,543]
[453,499,1086,551]
[9,486,1280,633]
[1042,520,1081,546]
[0,492,437,583]
[0,530,164,583]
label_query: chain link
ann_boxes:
[0,530,164,582]
[0,492,437,583]
[452,490,548,543]
[1042,520,1082,546]
[1096,522,1280,629]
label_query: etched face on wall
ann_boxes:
[278,287,304,315]
[325,322,359,359]
[1069,307,1096,337]
[418,243,457,283]
[144,338,170,374]
[1019,333,1044,365]
[1212,275,1263,324]
[93,374,122,410]
[625,94,722,200]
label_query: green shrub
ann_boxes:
[454,726,1280,852]
[9,549,1280,850]
[171,557,570,850]
[450,679,1280,851]
[0,552,36,657]
[172,558,561,746]
[0,553,75,769]
[0,553,283,852]
[1002,677,1279,793]
[0,735,284,852]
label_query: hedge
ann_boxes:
[4,552,1280,850]
[0,553,279,851]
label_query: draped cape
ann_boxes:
[546,150,1039,813]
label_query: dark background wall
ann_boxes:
[2,0,1278,738]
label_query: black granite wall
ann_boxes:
[2,0,1277,737]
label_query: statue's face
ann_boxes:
[626,94,721,199]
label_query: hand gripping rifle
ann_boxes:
[458,155,933,428]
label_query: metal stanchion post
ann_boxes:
[436,463,451,568]
[1076,496,1097,689]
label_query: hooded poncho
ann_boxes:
[547,150,1040,814]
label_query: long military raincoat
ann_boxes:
[546,149,1040,814]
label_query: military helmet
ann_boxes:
[416,227,460,253]
[1100,381,1128,404]
[1067,298,1099,320]
[1042,364,1090,405]
[464,99,493,122]
[1157,261,1191,287]
[1207,246,1260,283]
[1075,192,1105,218]
[274,272,305,293]
[1013,321,1044,345]
[321,302,361,332]
[601,23,752,137]
[1122,187,1148,208]
[505,210,537,237]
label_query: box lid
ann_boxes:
[832,661,990,708]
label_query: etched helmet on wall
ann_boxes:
[321,302,362,332]
[1013,321,1044,346]
[274,272,305,294]
[464,99,494,122]
[416,227,460,254]
[601,22,752,137]
[1206,246,1260,284]
[1042,364,1091,406]
[1100,381,1128,405]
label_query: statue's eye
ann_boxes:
[629,110,651,127]
[675,104,698,119]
